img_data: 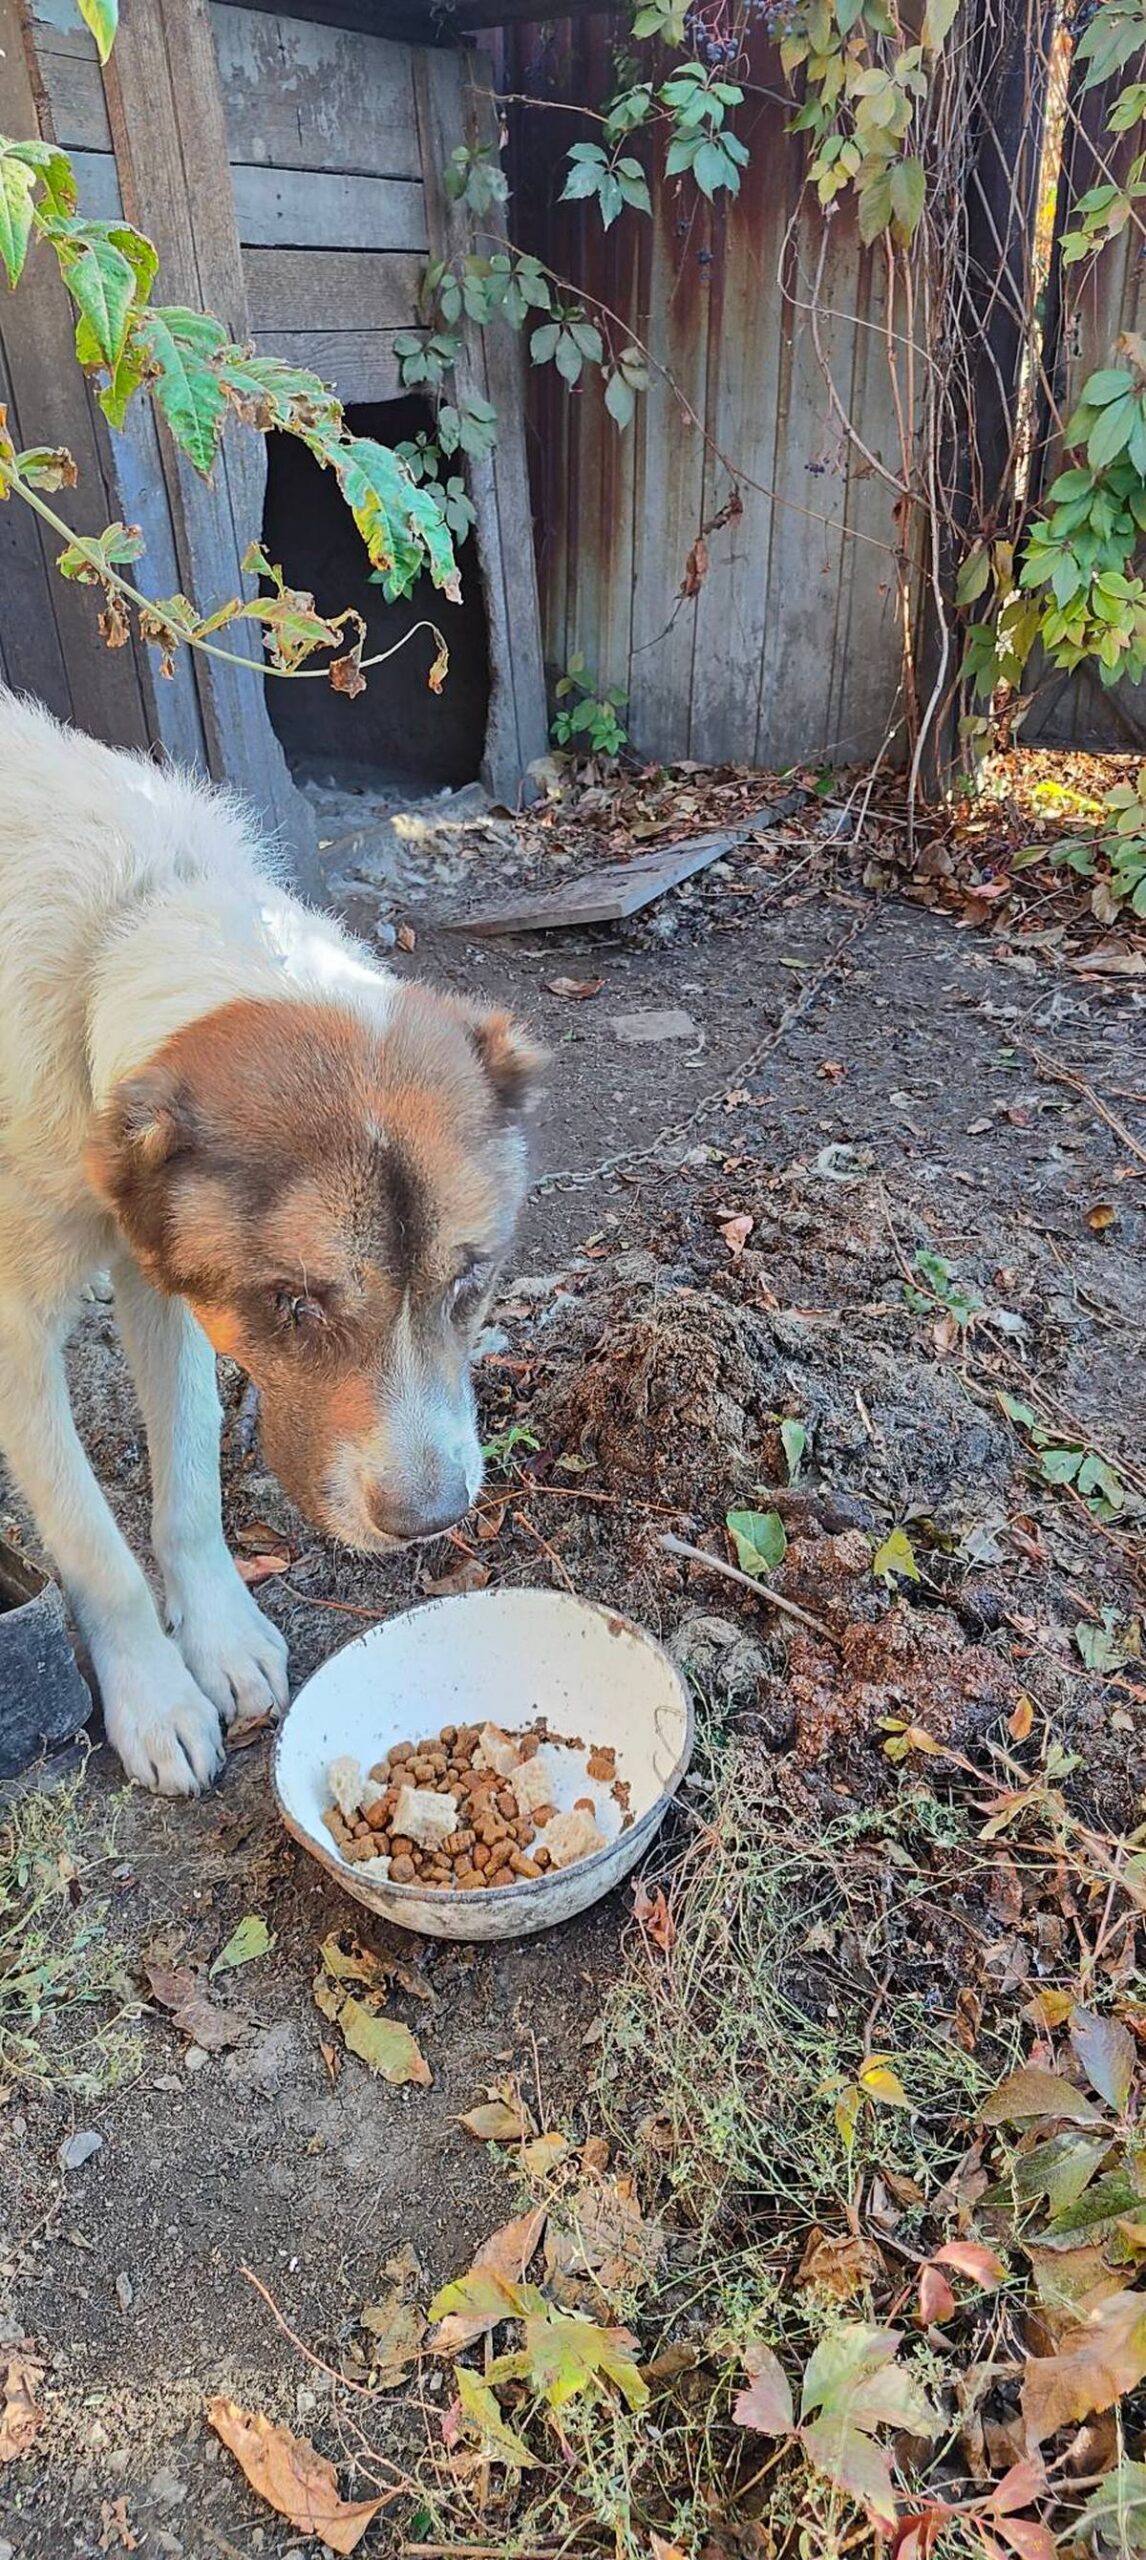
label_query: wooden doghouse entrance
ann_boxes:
[0,0,547,888]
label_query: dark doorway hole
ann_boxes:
[262,394,490,792]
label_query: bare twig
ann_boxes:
[1029,1048,1146,1172]
[659,1532,837,1644]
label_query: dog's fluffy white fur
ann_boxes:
[0,690,404,1793]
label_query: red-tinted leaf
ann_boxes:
[732,2342,793,2437]
[1021,2289,1146,2444]
[989,2458,1047,2515]
[996,2523,1056,2560]
[917,2264,955,2326]
[802,2412,897,2525]
[933,2241,1007,2289]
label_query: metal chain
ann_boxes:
[531,899,876,1199]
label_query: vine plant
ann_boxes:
[0,0,457,700]
[397,0,1146,916]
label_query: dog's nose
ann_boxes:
[365,1466,470,1545]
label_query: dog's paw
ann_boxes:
[98,1639,225,1795]
[169,1567,290,1726]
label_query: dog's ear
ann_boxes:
[462,1007,547,1117]
[84,1064,196,1241]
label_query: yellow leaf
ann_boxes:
[835,2081,863,2156]
[455,2365,538,2469]
[338,1993,431,2088]
[857,2056,911,2109]
[1009,1692,1036,1742]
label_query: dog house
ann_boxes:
[0,0,549,890]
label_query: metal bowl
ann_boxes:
[273,1586,693,1940]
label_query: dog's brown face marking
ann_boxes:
[86,989,543,1548]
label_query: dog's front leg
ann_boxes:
[112,1259,289,1727]
[0,1303,225,1793]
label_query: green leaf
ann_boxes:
[1039,1443,1083,1487]
[922,0,960,44]
[872,1527,919,1582]
[604,369,636,428]
[0,153,36,289]
[455,2365,538,2470]
[1074,2461,1146,2553]
[76,0,118,62]
[858,167,894,244]
[1076,1610,1141,1673]
[134,307,228,474]
[998,1390,1036,1427]
[326,433,460,602]
[519,2308,648,2412]
[726,1508,787,1576]
[1089,392,1138,470]
[50,223,137,368]
[802,2414,897,2524]
[890,156,925,239]
[530,321,560,366]
[1083,366,1136,406]
[209,1913,273,1975]
[1041,2169,1145,2246]
[338,1992,431,2087]
[1014,2131,1110,2216]
[956,545,991,606]
[554,330,584,385]
[780,1419,806,1484]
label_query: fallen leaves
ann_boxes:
[431,2209,547,2352]
[717,1211,754,1259]
[0,2346,45,2463]
[1021,2289,1146,2446]
[459,2086,534,2142]
[207,2399,386,2551]
[725,1506,787,1575]
[356,2244,426,2388]
[732,2323,941,2528]
[982,2064,1100,2126]
[210,1913,274,1975]
[632,1875,675,1952]
[312,1935,431,2087]
[546,976,603,1001]
[144,1958,247,2053]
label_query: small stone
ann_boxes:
[58,2128,103,2171]
[183,2045,210,2073]
[114,2271,133,2311]
[609,1008,698,1044]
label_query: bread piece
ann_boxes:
[473,1723,522,1779]
[538,1806,606,1869]
[392,1782,459,1850]
[510,1751,558,1818]
[328,1754,366,1821]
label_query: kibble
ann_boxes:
[324,1719,613,1891]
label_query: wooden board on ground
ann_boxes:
[440,798,803,935]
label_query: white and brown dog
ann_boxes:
[0,691,541,1794]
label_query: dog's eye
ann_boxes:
[449,1261,489,1321]
[274,1289,326,1331]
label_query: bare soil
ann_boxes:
[1,813,1143,2558]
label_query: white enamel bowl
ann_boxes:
[273,1586,693,1940]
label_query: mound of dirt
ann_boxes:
[530,1285,1012,1528]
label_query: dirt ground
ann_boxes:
[1,789,1143,2558]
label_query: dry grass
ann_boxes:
[0,1756,142,2097]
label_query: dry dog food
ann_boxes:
[321,1720,631,1890]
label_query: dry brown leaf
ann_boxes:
[523,2131,570,2176]
[207,2398,386,2551]
[459,2090,535,2142]
[422,1557,489,1598]
[632,1877,675,1952]
[358,2246,426,2387]
[98,2496,139,2552]
[329,652,366,699]
[143,1960,247,2053]
[544,2174,663,2309]
[1021,2290,1146,2446]
[933,2242,1006,2290]
[680,532,709,598]
[396,923,416,953]
[1087,1202,1116,1233]
[427,638,448,695]
[546,977,603,1002]
[0,2348,45,2463]
[1009,1693,1036,1743]
[234,1550,291,1587]
[718,1212,754,1260]
[798,2229,882,2302]
[650,2537,689,2560]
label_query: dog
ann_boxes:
[0,691,541,1794]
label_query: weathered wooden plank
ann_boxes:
[63,146,120,220]
[104,0,320,892]
[626,196,711,762]
[210,4,423,180]
[231,164,427,254]
[414,47,548,803]
[0,337,73,718]
[0,1,151,748]
[443,799,802,933]
[27,43,111,150]
[242,245,422,333]
[249,328,404,405]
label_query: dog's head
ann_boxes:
[86,987,543,1551]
